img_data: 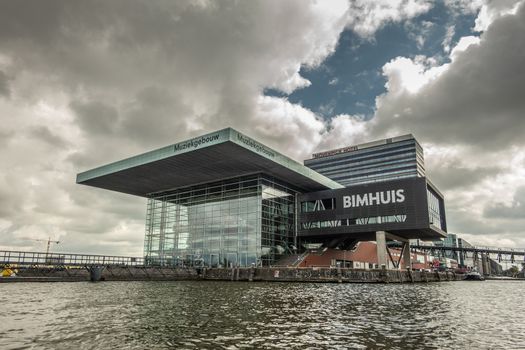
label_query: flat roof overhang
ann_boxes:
[76,128,343,197]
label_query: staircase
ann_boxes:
[273,251,309,267]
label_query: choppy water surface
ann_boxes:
[1,280,524,349]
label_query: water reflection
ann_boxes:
[1,281,524,349]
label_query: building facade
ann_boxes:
[304,134,425,187]
[298,177,446,247]
[77,128,447,267]
[144,175,298,267]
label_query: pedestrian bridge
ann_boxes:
[405,244,525,263]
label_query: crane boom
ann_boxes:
[22,237,60,254]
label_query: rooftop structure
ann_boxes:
[77,128,342,196]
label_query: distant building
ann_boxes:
[435,233,461,262]
[304,134,425,187]
[436,233,475,268]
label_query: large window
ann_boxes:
[144,175,298,267]
[427,188,443,230]
[300,198,335,212]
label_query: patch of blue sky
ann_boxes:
[264,2,478,121]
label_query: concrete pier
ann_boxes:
[1,266,463,283]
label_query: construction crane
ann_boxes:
[23,237,60,254]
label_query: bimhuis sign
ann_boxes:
[342,189,405,208]
[299,177,429,233]
[329,177,424,215]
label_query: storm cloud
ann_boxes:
[372,3,525,151]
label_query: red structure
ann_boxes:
[298,242,433,270]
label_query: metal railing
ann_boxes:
[408,245,525,256]
[0,250,145,267]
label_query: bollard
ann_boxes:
[249,265,254,282]
[380,265,389,283]
[407,267,414,283]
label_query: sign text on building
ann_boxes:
[343,189,405,208]
[173,133,221,152]
[312,146,358,159]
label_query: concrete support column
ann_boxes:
[402,242,412,270]
[481,253,490,276]
[376,231,388,269]
[476,253,483,274]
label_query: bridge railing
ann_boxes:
[0,250,145,267]
[409,245,525,255]
[466,246,525,253]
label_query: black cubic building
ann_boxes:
[298,177,446,247]
[77,128,446,269]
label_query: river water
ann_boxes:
[1,280,524,349]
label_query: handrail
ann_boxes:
[402,245,525,256]
[0,250,144,267]
[291,251,309,266]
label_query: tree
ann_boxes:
[504,266,519,277]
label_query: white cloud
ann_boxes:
[445,0,484,15]
[316,114,370,153]
[405,20,435,49]
[381,56,449,94]
[252,95,325,160]
[474,0,523,32]
[442,25,456,53]
[347,0,434,37]
[450,35,481,60]
[328,78,339,85]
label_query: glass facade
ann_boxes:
[427,187,444,230]
[304,137,425,186]
[144,175,298,267]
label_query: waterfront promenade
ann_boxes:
[1,249,464,284]
[1,265,463,283]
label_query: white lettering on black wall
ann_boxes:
[342,189,405,208]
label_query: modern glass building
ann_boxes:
[76,128,447,267]
[144,175,298,267]
[77,128,342,267]
[304,134,425,187]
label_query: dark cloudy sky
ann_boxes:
[1,0,524,255]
